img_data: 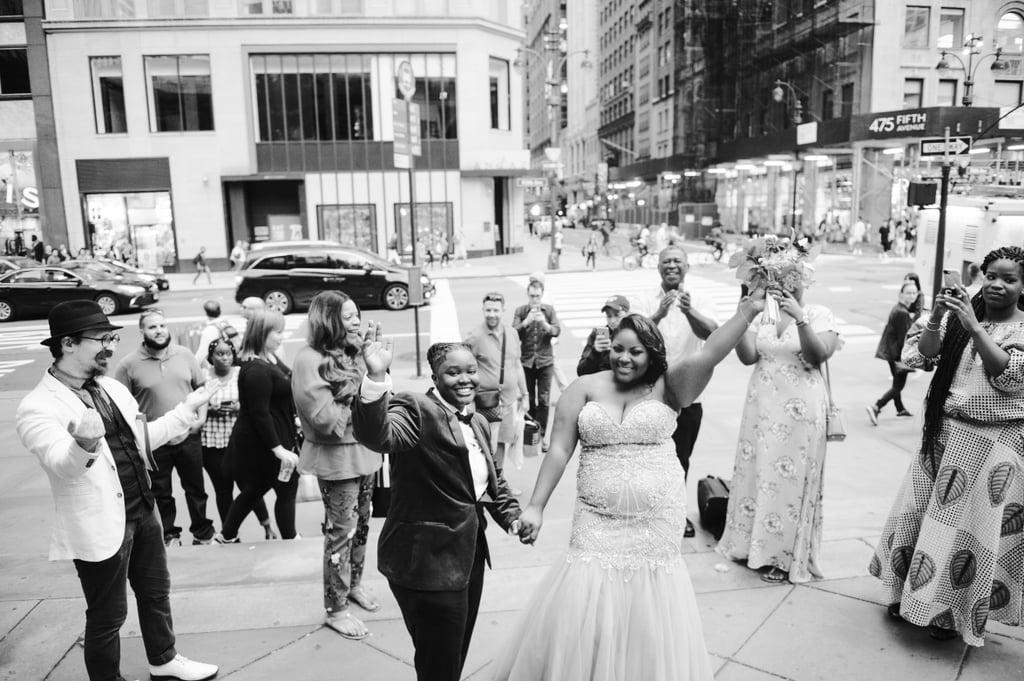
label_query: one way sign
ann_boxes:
[919,136,972,156]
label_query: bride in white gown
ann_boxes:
[492,293,765,681]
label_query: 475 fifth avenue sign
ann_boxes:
[851,107,1000,141]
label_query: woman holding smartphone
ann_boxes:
[871,246,1024,645]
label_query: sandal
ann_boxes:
[759,567,789,584]
[324,611,369,640]
[348,586,381,613]
[887,603,904,621]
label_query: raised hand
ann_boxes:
[772,287,804,321]
[361,321,394,378]
[517,505,543,545]
[939,285,979,330]
[184,379,223,412]
[69,408,104,451]
[675,290,692,314]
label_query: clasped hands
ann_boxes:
[509,505,542,545]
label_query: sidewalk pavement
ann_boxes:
[5,244,1024,681]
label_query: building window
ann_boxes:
[146,0,209,16]
[240,0,293,13]
[317,204,377,251]
[0,48,29,95]
[937,78,958,106]
[996,12,1024,54]
[841,82,854,118]
[0,0,24,16]
[398,78,458,140]
[145,55,213,132]
[904,6,930,48]
[995,80,1023,107]
[394,202,452,257]
[937,7,964,49]
[903,78,924,109]
[821,88,834,120]
[91,57,127,134]
[489,57,510,130]
[73,0,135,17]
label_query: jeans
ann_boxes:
[523,364,554,438]
[73,507,177,681]
[222,470,298,540]
[201,446,269,527]
[876,361,909,413]
[151,433,214,542]
[320,475,375,613]
[671,402,703,479]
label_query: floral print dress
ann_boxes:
[716,304,842,582]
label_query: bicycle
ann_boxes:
[621,240,658,270]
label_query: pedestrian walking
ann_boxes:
[292,291,382,640]
[114,309,216,546]
[582,231,599,270]
[229,240,246,271]
[16,300,219,681]
[31,234,44,262]
[513,280,561,450]
[867,281,918,424]
[904,272,925,320]
[453,228,468,264]
[192,247,212,285]
[870,246,1024,645]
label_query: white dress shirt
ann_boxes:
[360,375,489,500]
[632,286,720,368]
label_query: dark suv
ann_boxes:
[234,243,435,313]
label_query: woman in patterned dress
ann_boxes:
[716,273,843,584]
[870,246,1024,645]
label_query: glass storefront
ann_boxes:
[85,191,177,270]
[0,149,40,256]
[317,204,377,251]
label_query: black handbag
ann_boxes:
[371,455,390,518]
[697,475,730,540]
[474,330,505,423]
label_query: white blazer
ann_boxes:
[16,372,195,562]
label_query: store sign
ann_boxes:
[866,111,928,136]
[852,106,999,141]
[0,151,40,212]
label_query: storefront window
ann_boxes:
[317,204,377,251]
[85,191,177,270]
[0,150,40,256]
[394,202,452,258]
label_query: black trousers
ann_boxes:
[150,433,214,542]
[73,507,177,681]
[875,361,909,413]
[222,469,299,540]
[201,446,269,526]
[388,534,486,681]
[523,364,554,438]
[671,402,703,478]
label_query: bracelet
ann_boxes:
[739,306,754,325]
[795,319,807,328]
[925,321,941,331]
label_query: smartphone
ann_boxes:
[941,269,962,296]
[594,327,609,342]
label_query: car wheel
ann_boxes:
[0,299,14,322]
[263,289,293,314]
[383,284,410,311]
[95,294,119,316]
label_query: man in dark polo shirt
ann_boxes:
[511,279,561,450]
[16,300,219,681]
[115,309,215,546]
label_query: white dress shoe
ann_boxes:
[149,654,218,681]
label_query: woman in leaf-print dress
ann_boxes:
[716,274,843,584]
[870,246,1024,646]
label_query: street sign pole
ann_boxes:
[933,126,951,303]
[396,61,422,377]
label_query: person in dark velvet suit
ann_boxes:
[352,331,522,681]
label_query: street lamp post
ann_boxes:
[936,33,1008,107]
[515,35,592,270]
[772,80,803,233]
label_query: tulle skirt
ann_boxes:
[490,554,714,681]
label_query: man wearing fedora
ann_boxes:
[16,300,220,681]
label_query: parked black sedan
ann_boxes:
[0,255,39,275]
[235,243,435,313]
[0,266,159,322]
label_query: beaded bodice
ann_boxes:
[570,400,686,575]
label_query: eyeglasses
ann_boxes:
[80,333,121,347]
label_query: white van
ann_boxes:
[914,195,1024,296]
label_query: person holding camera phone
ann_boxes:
[577,295,631,376]
[201,337,276,539]
[871,247,1024,645]
[513,281,561,451]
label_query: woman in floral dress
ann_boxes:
[870,246,1024,645]
[717,259,842,583]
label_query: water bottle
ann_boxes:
[278,458,295,482]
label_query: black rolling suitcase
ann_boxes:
[697,476,730,540]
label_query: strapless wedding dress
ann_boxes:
[491,400,713,681]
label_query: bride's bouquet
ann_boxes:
[728,234,818,324]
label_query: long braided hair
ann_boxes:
[920,246,1024,467]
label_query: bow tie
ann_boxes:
[454,410,474,425]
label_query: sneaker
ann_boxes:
[192,537,212,546]
[149,654,218,681]
[865,405,880,426]
[212,532,240,545]
[896,410,914,418]
[164,536,182,548]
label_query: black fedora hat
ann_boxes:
[41,300,123,347]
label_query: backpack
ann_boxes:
[178,319,239,354]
